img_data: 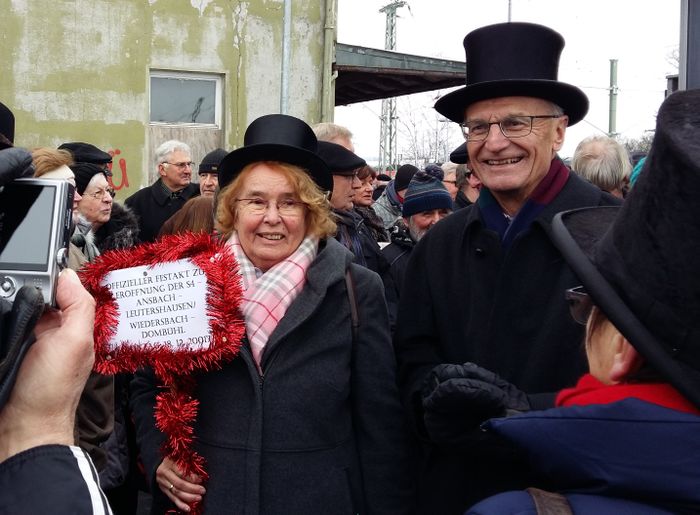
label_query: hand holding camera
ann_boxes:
[0,269,95,461]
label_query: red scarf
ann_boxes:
[556,373,700,415]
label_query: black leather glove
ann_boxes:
[0,147,34,187]
[421,362,530,447]
[0,286,45,410]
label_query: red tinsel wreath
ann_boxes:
[80,231,245,514]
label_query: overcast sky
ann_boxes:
[335,0,681,164]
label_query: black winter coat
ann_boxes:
[394,172,621,514]
[131,238,413,515]
[381,221,415,335]
[124,179,199,242]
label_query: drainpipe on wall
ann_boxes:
[320,0,338,122]
[280,0,292,114]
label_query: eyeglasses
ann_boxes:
[163,161,194,169]
[565,286,593,325]
[460,114,564,142]
[84,187,116,200]
[235,197,307,216]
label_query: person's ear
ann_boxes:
[551,116,569,152]
[608,335,643,383]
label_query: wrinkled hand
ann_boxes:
[156,457,206,513]
[0,269,95,461]
[421,362,530,446]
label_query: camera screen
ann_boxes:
[0,184,55,271]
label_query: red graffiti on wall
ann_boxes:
[107,149,130,190]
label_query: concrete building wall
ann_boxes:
[0,0,328,197]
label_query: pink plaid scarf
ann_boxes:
[227,232,318,372]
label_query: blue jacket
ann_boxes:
[468,399,700,514]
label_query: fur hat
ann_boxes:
[394,164,419,192]
[218,114,332,192]
[552,89,700,408]
[435,22,588,125]
[402,167,453,218]
[199,148,227,175]
[316,141,366,176]
[0,101,15,149]
[70,162,108,195]
[59,142,112,165]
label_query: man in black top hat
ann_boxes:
[394,22,621,513]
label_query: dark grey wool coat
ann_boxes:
[394,171,621,514]
[131,238,413,515]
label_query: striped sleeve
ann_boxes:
[0,444,112,514]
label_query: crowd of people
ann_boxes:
[1,20,699,515]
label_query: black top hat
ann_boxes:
[218,114,332,192]
[0,101,15,147]
[449,142,468,164]
[58,142,112,165]
[435,22,589,126]
[316,141,366,176]
[199,148,227,175]
[551,89,700,408]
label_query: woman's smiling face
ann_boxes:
[234,163,308,271]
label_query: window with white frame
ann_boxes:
[150,71,222,126]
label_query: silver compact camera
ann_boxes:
[0,178,74,307]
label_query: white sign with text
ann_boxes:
[102,258,211,351]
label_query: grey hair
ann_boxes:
[154,140,191,167]
[441,161,458,177]
[548,102,565,116]
[312,122,353,142]
[455,164,470,189]
[571,135,631,192]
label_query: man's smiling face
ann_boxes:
[465,96,568,211]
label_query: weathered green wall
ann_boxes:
[0,0,328,197]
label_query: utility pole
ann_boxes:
[378,1,406,171]
[608,59,618,137]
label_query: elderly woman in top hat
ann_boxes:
[464,89,700,514]
[131,114,412,514]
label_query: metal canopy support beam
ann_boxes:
[378,2,406,170]
[680,0,700,90]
